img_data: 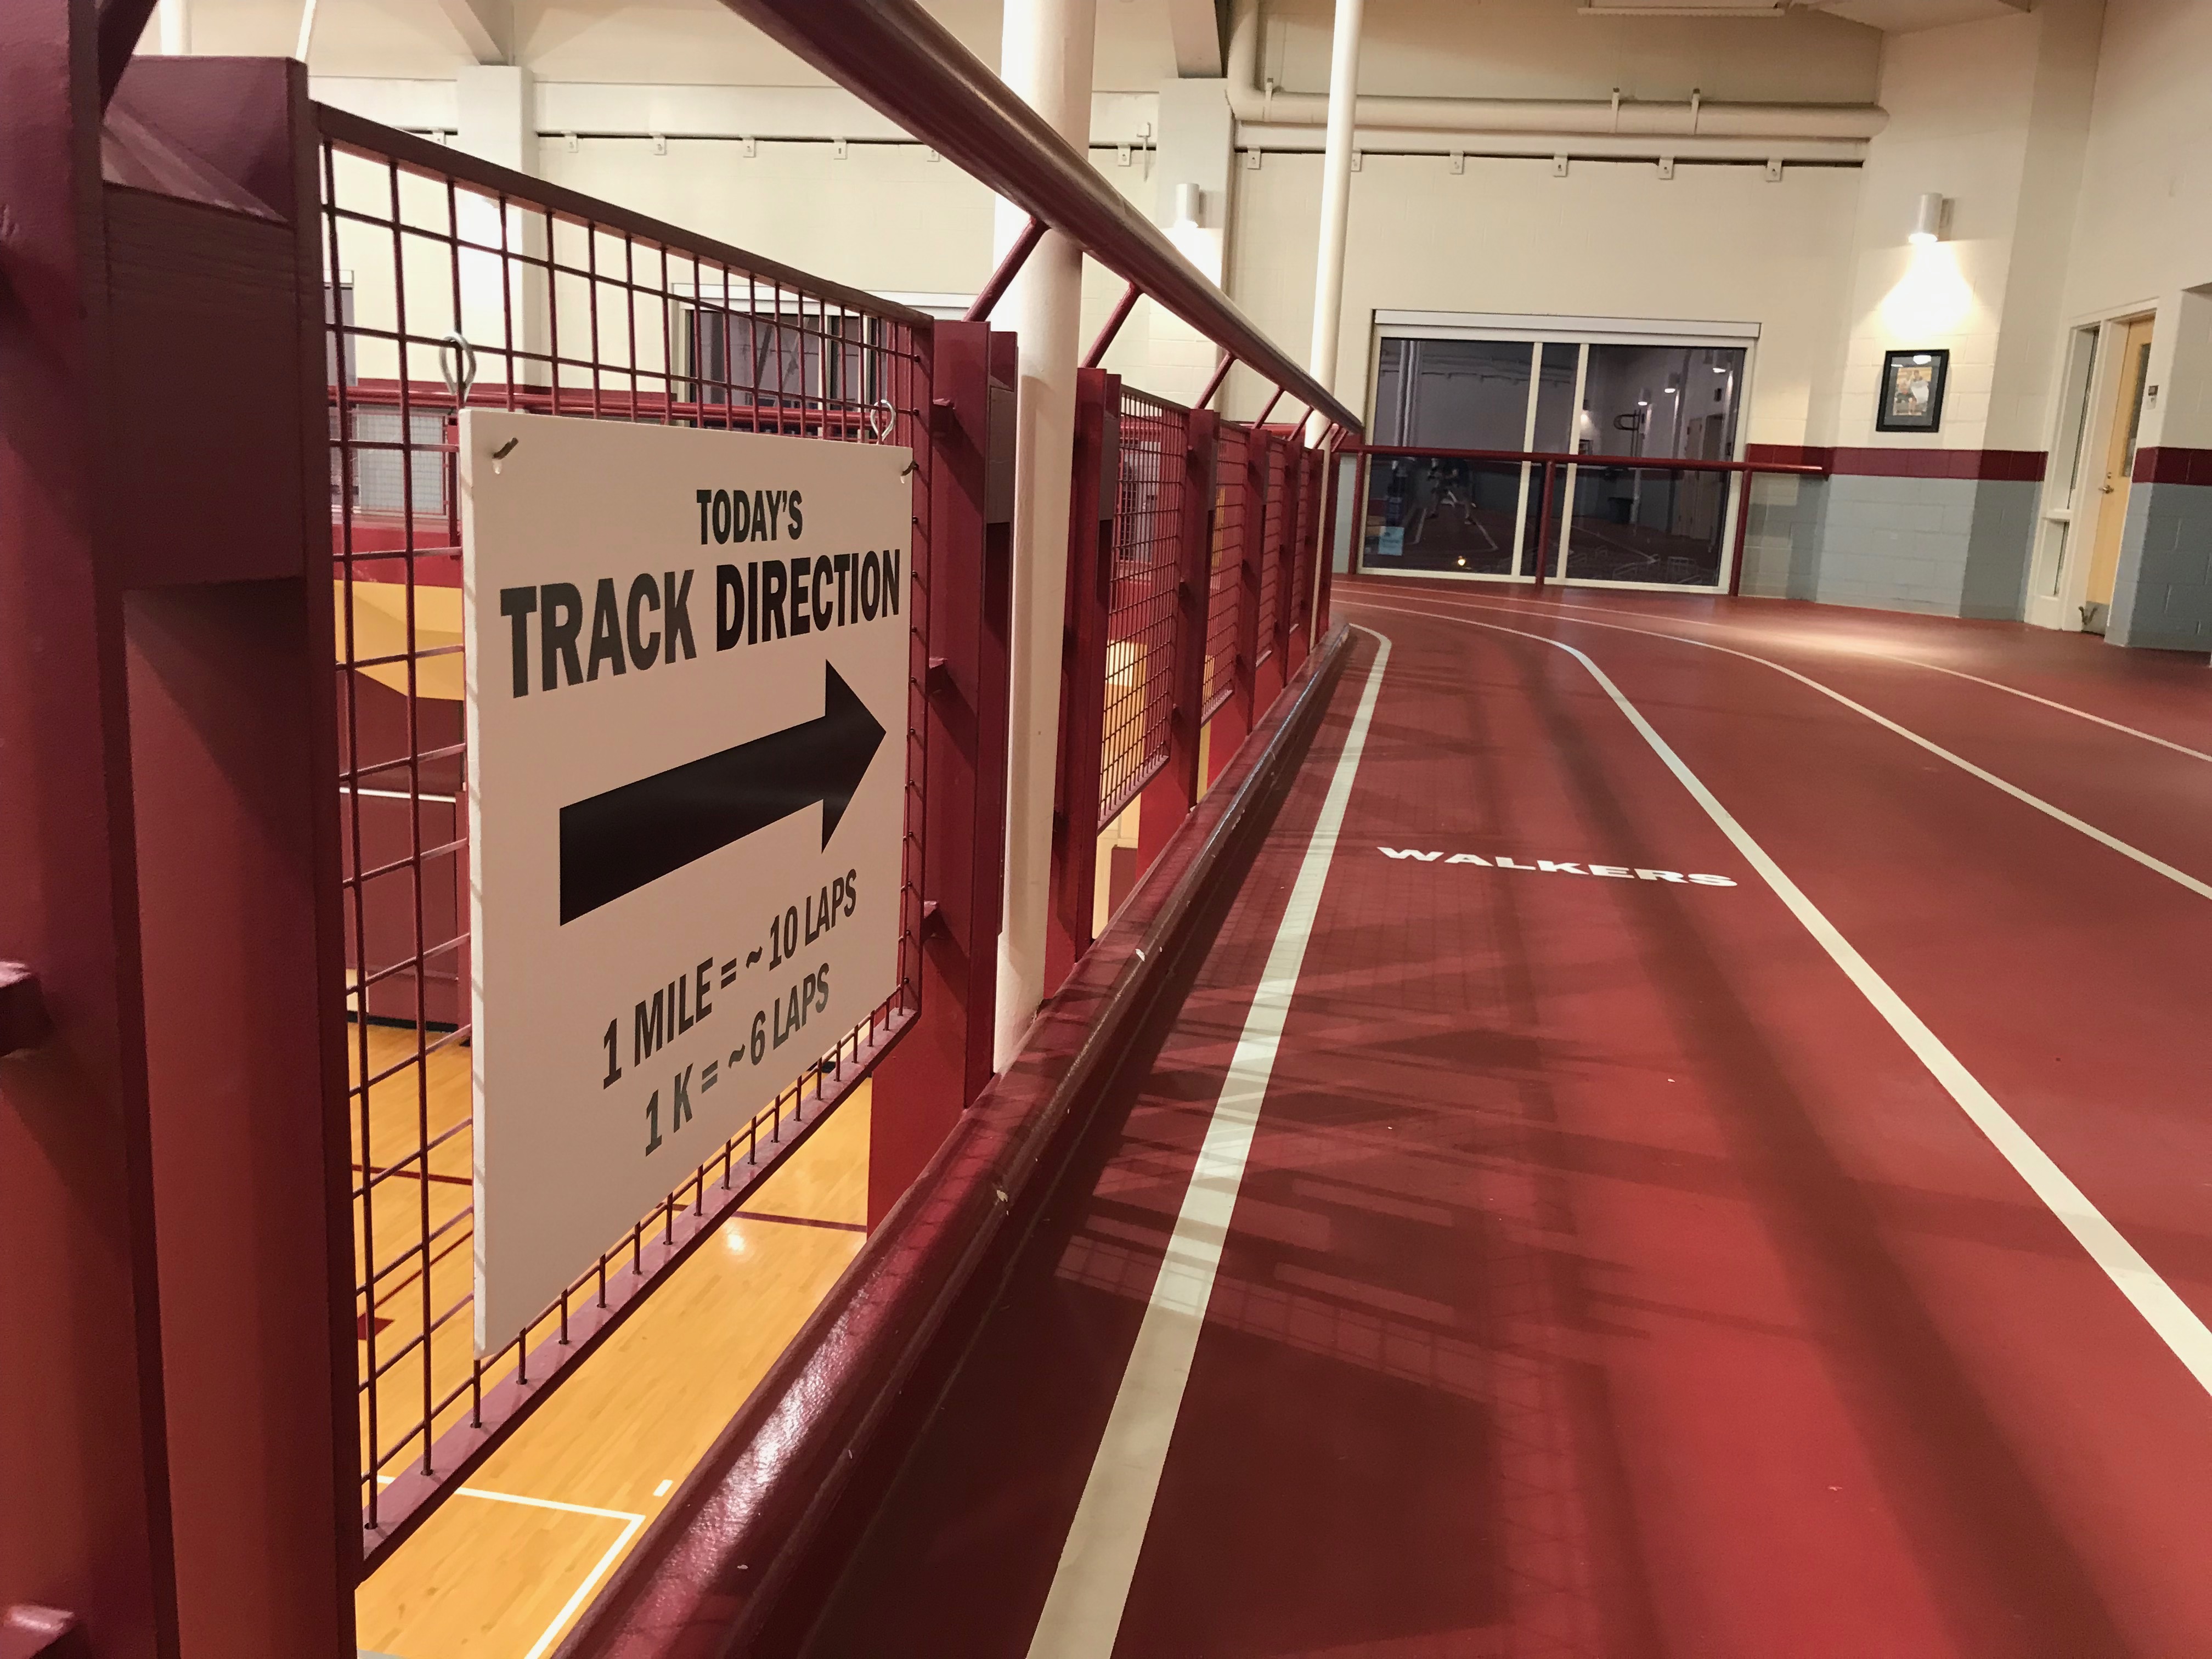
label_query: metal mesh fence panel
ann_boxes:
[1099,388,1186,828]
[1255,436,1286,666]
[317,109,931,1564]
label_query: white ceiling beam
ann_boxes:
[1166,0,1225,77]
[433,0,512,64]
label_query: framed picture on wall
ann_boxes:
[1876,348,1950,432]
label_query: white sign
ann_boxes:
[460,410,910,1347]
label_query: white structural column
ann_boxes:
[454,65,549,387]
[158,0,190,54]
[1305,0,1364,441]
[1150,80,1235,409]
[992,0,1100,1066]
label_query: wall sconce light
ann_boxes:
[1173,182,1204,231]
[1909,191,1948,245]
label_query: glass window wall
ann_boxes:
[1362,327,1751,591]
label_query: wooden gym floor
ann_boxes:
[349,1025,871,1659]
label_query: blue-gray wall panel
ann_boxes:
[2108,479,2212,650]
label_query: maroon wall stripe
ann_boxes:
[1743,444,2046,483]
[2133,445,2212,487]
[1744,443,1832,471]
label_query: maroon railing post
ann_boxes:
[1197,351,1234,411]
[1315,441,1344,639]
[1045,368,1118,995]
[1082,279,1142,369]
[964,216,1046,322]
[1,30,358,1658]
[1227,424,1268,755]
[1344,446,1370,580]
[1727,470,1754,596]
[1533,460,1558,588]
[1,10,171,1653]
[1137,408,1219,877]
[1286,443,1317,674]
[866,321,1015,1224]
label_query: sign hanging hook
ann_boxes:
[438,331,479,404]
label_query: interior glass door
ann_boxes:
[1363,322,1754,592]
[1554,343,1746,588]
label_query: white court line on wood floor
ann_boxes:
[372,1476,645,1659]
[1020,630,1393,1659]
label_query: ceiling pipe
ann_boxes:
[1225,0,1887,142]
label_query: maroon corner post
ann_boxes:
[866,321,1017,1226]
[1045,368,1119,996]
[1,21,357,1659]
[1233,427,1270,737]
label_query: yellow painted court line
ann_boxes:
[374,1476,645,1657]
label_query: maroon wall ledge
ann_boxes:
[1746,443,2047,482]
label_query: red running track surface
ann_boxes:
[804,580,2212,1657]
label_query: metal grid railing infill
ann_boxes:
[1255,436,1285,667]
[317,107,932,1568]
[1200,425,1246,724]
[1098,388,1186,828]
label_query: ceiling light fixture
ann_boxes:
[1909,191,1947,245]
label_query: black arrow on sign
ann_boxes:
[558,661,887,924]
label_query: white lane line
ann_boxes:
[1351,595,2212,904]
[1895,660,2212,765]
[1023,631,1394,1659]
[373,1475,645,1659]
[375,1471,643,1522]
[1386,604,2212,1398]
[520,1511,645,1659]
[1536,591,2212,765]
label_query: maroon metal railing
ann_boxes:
[1063,391,1330,951]
[716,0,1358,435]
[318,97,1346,1576]
[14,12,1363,1652]
[318,106,935,1571]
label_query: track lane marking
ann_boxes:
[1356,600,2212,1403]
[1891,659,2212,765]
[1525,590,2212,766]
[1351,594,2212,904]
[1022,631,1393,1659]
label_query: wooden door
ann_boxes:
[2087,315,2155,608]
